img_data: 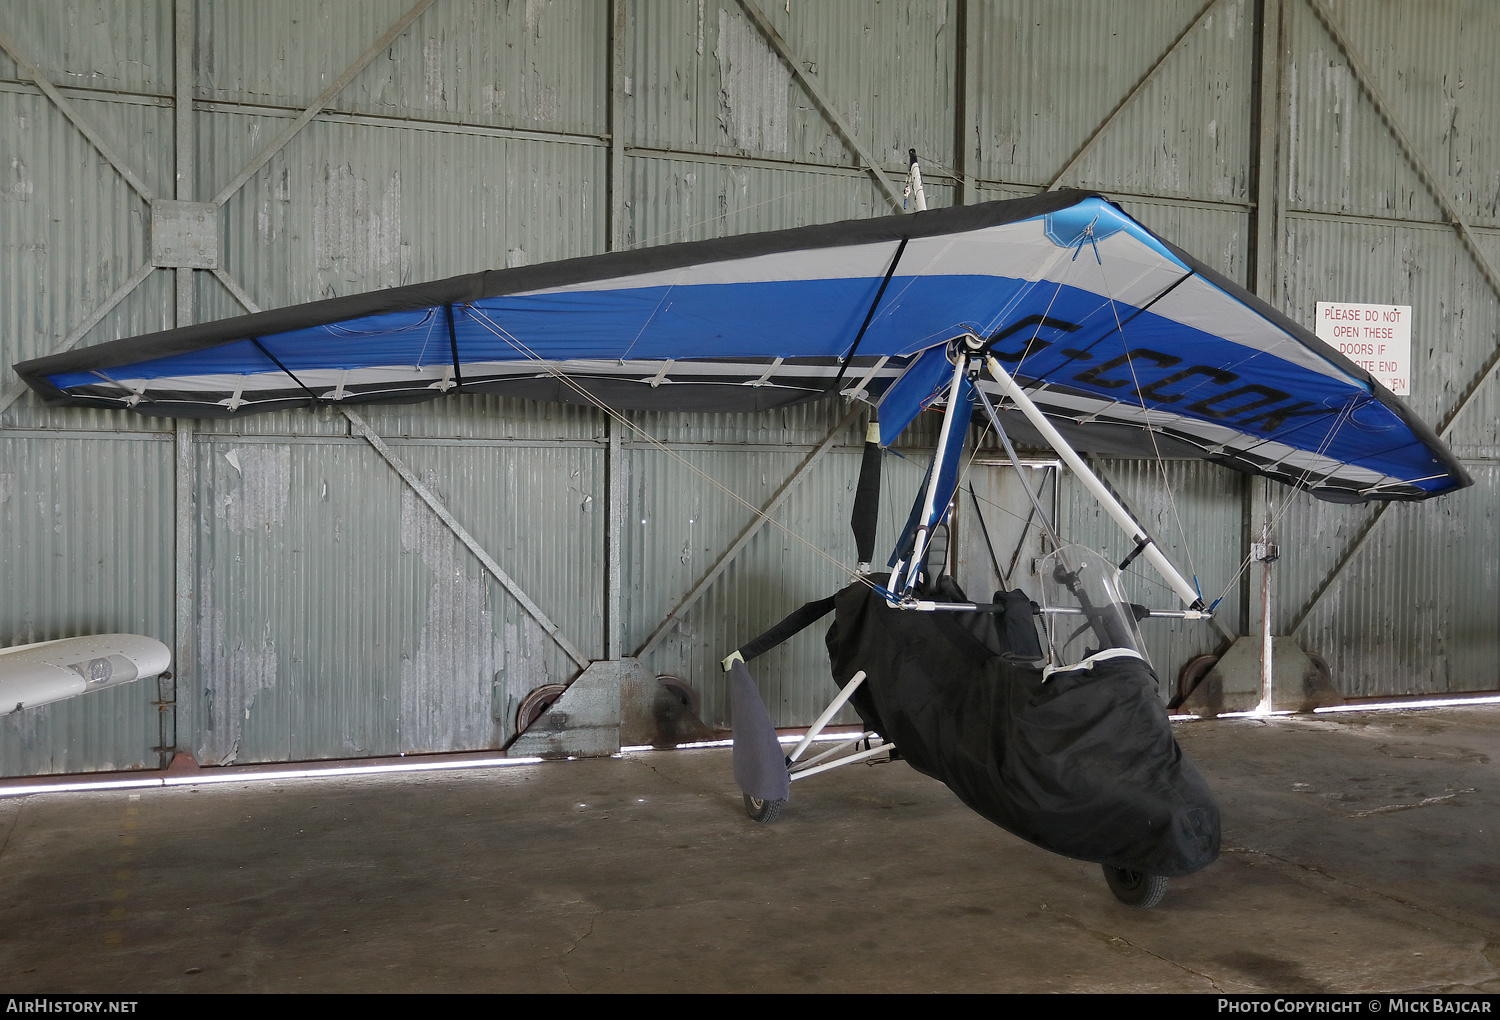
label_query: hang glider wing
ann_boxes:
[14,191,1469,503]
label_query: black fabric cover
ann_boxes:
[994,588,1046,663]
[851,438,882,565]
[826,577,1219,877]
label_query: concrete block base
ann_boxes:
[509,658,717,758]
[1180,636,1343,717]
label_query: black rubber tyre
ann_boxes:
[1102,864,1168,908]
[743,793,786,824]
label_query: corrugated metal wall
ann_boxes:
[1,0,1495,776]
[1268,0,1500,696]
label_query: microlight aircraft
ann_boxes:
[15,184,1469,907]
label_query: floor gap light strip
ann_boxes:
[7,699,1496,797]
[0,755,546,799]
[1169,692,1500,722]
[0,731,872,798]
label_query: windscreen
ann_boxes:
[1034,543,1148,668]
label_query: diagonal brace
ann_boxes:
[343,408,592,670]
[736,0,904,212]
[0,27,156,201]
[0,260,156,418]
[1305,0,1500,446]
[212,267,262,315]
[210,275,590,669]
[1286,501,1386,638]
[1304,0,1500,304]
[209,0,438,208]
[1047,0,1220,191]
[635,403,864,659]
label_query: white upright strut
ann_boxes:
[982,354,1207,611]
[893,351,969,596]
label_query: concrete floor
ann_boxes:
[0,705,1497,994]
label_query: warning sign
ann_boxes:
[1314,301,1411,395]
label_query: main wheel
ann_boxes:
[1102,864,1168,908]
[743,793,785,824]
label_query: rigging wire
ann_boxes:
[463,307,882,594]
[1207,395,1360,611]
[461,199,1389,619]
[900,153,989,197]
[608,171,1407,508]
[977,226,1197,584]
[1007,270,1073,380]
[411,302,443,372]
[957,458,1180,602]
[967,233,1189,602]
[619,270,682,363]
[1091,247,1203,604]
[968,221,1394,611]
[973,376,1187,604]
[1000,302,1359,483]
[969,488,1181,602]
[627,177,1390,510]
[956,208,1384,497]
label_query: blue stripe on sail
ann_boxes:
[49,270,1443,486]
[50,275,1030,381]
[45,273,1257,382]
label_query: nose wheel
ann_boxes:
[1102,865,1168,908]
[743,794,786,823]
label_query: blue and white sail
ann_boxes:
[14,191,1469,503]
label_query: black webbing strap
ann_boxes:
[735,595,838,662]
[851,430,882,564]
[1118,536,1151,572]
